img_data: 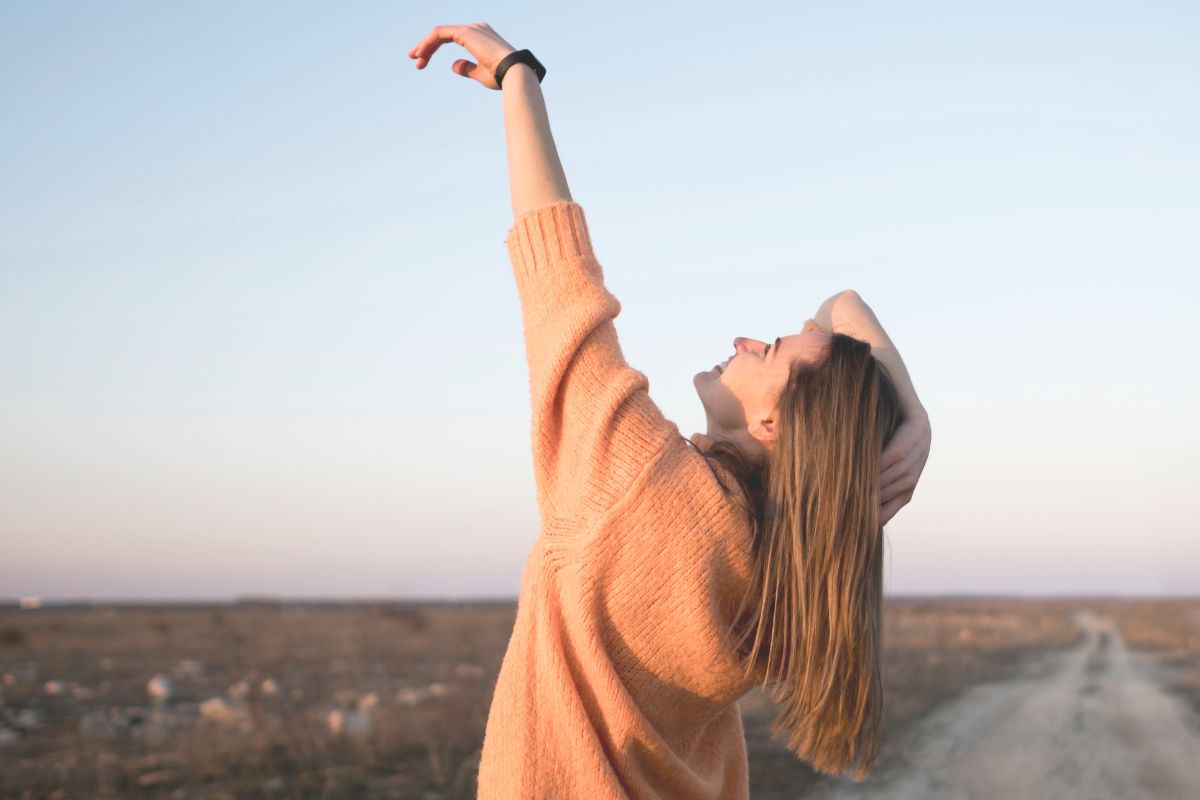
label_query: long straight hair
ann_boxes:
[696,332,903,780]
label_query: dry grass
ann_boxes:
[1087,597,1200,716]
[0,603,512,799]
[0,597,1163,799]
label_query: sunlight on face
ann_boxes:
[692,331,834,451]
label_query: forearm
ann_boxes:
[815,290,926,420]
[501,64,572,220]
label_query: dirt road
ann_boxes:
[813,610,1200,800]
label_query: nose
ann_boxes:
[733,337,764,355]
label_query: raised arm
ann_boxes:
[809,290,931,524]
[410,24,683,538]
[500,53,573,219]
[407,22,571,219]
[811,289,926,421]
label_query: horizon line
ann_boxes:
[4,591,1197,609]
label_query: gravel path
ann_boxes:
[812,610,1200,800]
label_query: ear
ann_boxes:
[748,416,777,445]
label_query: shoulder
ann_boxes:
[615,434,751,540]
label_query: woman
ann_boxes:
[410,23,932,799]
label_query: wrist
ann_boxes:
[496,49,545,91]
[500,62,539,93]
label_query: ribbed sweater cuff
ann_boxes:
[504,201,595,279]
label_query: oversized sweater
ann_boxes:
[476,201,764,799]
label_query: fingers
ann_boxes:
[452,59,479,79]
[879,437,906,471]
[879,459,910,492]
[802,318,832,335]
[880,498,899,527]
[880,470,916,506]
[880,491,910,526]
[880,480,907,506]
[880,457,917,506]
[408,24,462,69]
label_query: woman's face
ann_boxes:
[693,330,833,451]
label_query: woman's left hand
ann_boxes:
[878,410,931,526]
[408,23,519,91]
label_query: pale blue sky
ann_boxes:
[2,2,1196,600]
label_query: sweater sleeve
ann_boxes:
[504,200,679,539]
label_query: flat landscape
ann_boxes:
[1,597,1197,799]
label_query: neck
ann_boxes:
[693,429,768,467]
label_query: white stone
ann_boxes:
[357,692,379,711]
[260,678,281,696]
[396,686,430,706]
[453,663,486,680]
[147,674,175,703]
[43,679,66,696]
[227,679,251,700]
[327,708,371,741]
[199,697,247,724]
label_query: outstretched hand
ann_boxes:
[878,412,931,526]
[409,23,518,91]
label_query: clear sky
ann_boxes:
[2,2,1196,600]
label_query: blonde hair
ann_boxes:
[694,331,903,780]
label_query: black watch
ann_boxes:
[494,49,546,89]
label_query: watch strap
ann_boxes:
[494,49,546,89]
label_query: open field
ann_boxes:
[1091,597,1200,717]
[0,598,1195,799]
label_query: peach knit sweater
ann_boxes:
[476,201,762,799]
